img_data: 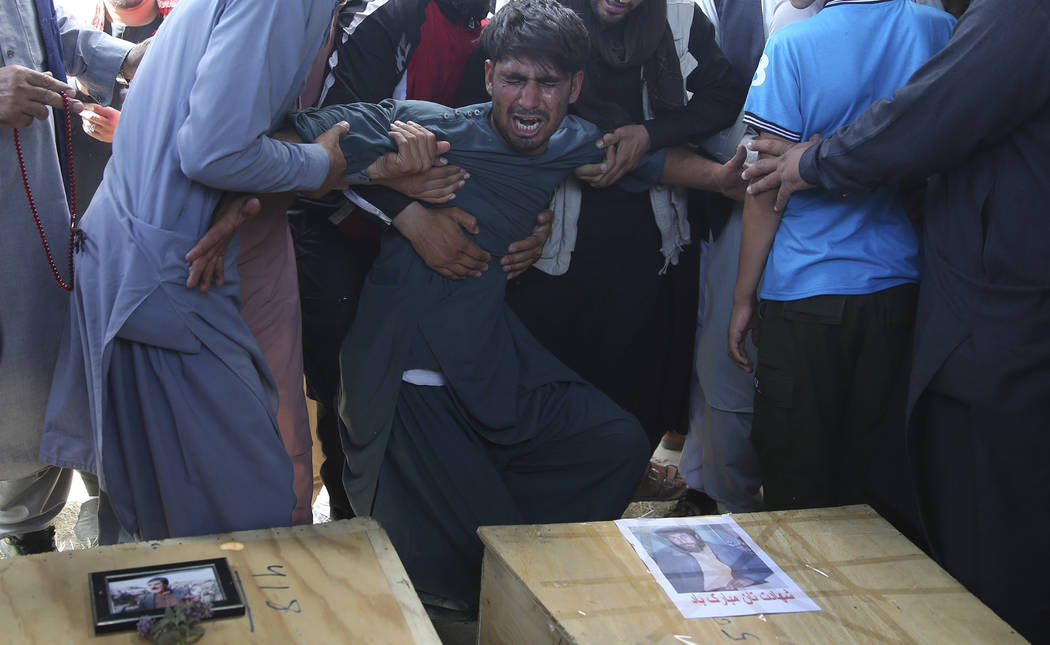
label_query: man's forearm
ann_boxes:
[117,39,150,82]
[736,133,794,291]
[657,147,746,200]
[355,185,414,223]
[659,148,724,191]
[734,184,781,303]
[269,128,302,143]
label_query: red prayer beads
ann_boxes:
[12,93,79,292]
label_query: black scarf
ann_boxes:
[563,0,685,133]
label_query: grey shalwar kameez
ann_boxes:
[40,0,337,543]
[0,0,130,536]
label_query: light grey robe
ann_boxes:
[0,0,130,481]
[39,0,336,538]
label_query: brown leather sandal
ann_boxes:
[633,461,687,501]
[659,430,686,452]
[664,489,720,517]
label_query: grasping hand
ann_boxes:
[0,65,82,129]
[392,202,491,280]
[572,148,610,186]
[381,164,468,204]
[367,121,462,201]
[716,144,749,202]
[741,134,820,212]
[305,120,351,197]
[591,124,651,188]
[502,210,552,279]
[184,193,261,292]
[367,120,452,180]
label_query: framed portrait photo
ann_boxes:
[89,557,245,634]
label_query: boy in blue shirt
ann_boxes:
[729,0,954,509]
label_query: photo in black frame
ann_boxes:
[89,557,245,634]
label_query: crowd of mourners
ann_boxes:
[1,0,1047,639]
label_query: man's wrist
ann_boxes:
[798,144,821,187]
[299,142,333,193]
[117,52,130,83]
[117,40,148,83]
[349,169,372,184]
[732,288,756,305]
[391,202,422,234]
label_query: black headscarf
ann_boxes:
[562,0,685,132]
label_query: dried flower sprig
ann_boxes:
[137,598,214,644]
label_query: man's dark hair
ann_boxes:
[147,577,169,587]
[480,0,590,75]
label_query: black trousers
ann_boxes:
[915,338,1050,643]
[288,205,380,520]
[507,190,693,450]
[751,284,918,510]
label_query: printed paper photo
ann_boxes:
[615,516,819,619]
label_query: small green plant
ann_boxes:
[136,599,214,644]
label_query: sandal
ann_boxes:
[659,430,686,452]
[633,461,687,501]
[664,489,720,517]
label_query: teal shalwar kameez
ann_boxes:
[294,100,663,605]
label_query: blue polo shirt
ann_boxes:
[742,0,954,301]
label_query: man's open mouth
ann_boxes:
[512,115,543,136]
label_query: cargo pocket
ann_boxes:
[754,364,794,410]
[750,362,795,462]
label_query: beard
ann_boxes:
[490,109,551,155]
[671,540,704,553]
[109,0,148,8]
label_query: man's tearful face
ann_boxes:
[485,57,583,156]
[590,0,646,26]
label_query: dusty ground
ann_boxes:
[53,500,83,550]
